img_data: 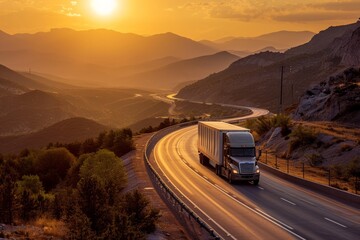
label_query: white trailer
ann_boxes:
[198,121,260,184]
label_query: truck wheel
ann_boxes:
[199,153,204,165]
[215,165,220,176]
[253,180,259,185]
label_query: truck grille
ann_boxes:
[240,163,254,174]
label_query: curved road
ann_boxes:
[150,107,360,239]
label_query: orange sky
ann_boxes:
[0,0,359,39]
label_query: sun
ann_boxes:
[91,0,117,16]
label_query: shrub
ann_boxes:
[289,125,317,152]
[306,153,323,167]
[274,114,292,136]
[35,148,76,191]
[250,114,292,136]
[254,116,274,135]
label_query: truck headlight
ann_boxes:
[255,166,260,173]
[232,169,239,174]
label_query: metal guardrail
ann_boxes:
[143,122,222,240]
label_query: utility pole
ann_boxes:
[279,65,284,114]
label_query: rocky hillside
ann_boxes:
[177,21,360,112]
[293,67,360,126]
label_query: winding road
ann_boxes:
[149,102,360,240]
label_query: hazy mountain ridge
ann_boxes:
[123,51,240,90]
[0,117,110,153]
[0,77,28,96]
[177,21,360,112]
[0,90,79,136]
[202,31,315,52]
[0,28,217,86]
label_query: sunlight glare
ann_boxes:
[91,0,117,16]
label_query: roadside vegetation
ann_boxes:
[0,128,160,239]
[245,114,360,193]
[138,117,196,134]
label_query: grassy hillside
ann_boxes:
[0,117,110,153]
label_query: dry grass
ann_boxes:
[296,121,360,142]
[33,217,67,238]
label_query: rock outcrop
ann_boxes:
[293,67,360,126]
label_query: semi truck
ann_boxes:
[198,121,261,185]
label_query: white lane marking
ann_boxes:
[299,198,316,206]
[154,143,236,240]
[256,208,294,230]
[155,126,306,240]
[281,198,296,206]
[258,186,264,190]
[325,218,347,228]
[173,134,306,239]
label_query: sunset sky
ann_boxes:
[0,0,359,39]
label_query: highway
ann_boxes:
[149,108,360,239]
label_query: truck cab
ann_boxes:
[221,132,260,184]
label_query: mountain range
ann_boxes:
[0,28,313,89]
[176,21,360,112]
[201,31,315,53]
[0,64,170,136]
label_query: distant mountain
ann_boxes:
[124,51,239,90]
[0,65,171,136]
[287,22,360,55]
[0,90,79,136]
[201,31,315,52]
[177,21,360,112]
[0,77,28,96]
[0,29,216,86]
[0,64,52,91]
[0,117,110,154]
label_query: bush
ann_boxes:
[35,148,76,191]
[306,153,323,167]
[274,114,292,136]
[289,125,317,152]
[249,114,291,136]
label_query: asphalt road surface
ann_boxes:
[150,125,360,240]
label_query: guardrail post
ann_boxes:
[275,155,278,169]
[302,162,305,179]
[287,158,289,174]
[265,151,267,164]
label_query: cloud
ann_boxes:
[180,0,360,23]
[0,0,81,16]
[274,11,359,22]
[209,5,264,21]
[312,1,360,11]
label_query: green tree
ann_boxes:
[80,138,98,155]
[65,205,96,240]
[122,190,161,234]
[35,148,76,191]
[80,149,127,200]
[77,176,111,235]
[0,160,18,224]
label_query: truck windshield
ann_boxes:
[229,148,255,157]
